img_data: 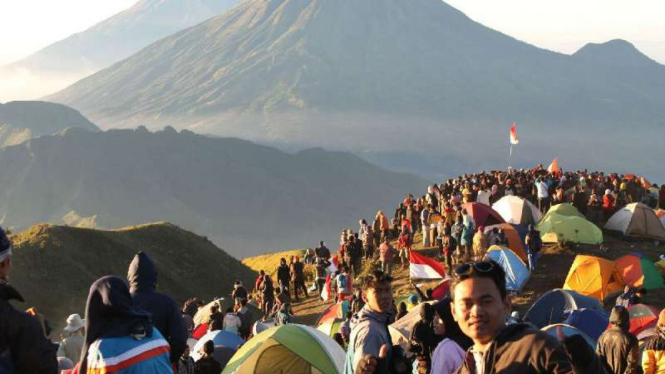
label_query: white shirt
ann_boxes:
[537,181,549,198]
[222,313,242,334]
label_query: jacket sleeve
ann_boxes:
[642,348,656,374]
[167,301,187,363]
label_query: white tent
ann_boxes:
[492,195,543,225]
[604,203,665,240]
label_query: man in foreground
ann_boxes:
[596,306,638,374]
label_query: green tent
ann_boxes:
[222,324,345,374]
[541,203,584,221]
[537,212,603,245]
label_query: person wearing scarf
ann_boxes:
[77,276,172,374]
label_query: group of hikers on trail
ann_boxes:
[2,165,665,374]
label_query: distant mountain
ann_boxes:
[9,222,256,331]
[0,0,238,101]
[47,0,665,180]
[0,127,427,256]
[0,101,98,146]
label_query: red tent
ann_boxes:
[627,304,660,336]
[462,202,505,228]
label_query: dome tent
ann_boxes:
[485,245,530,292]
[542,324,595,348]
[191,330,245,367]
[461,202,505,227]
[615,254,664,290]
[563,255,624,301]
[536,212,603,245]
[492,196,542,226]
[222,324,345,374]
[604,203,665,240]
[483,223,528,262]
[523,289,603,329]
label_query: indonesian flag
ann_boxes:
[431,279,451,300]
[409,251,447,279]
[509,123,519,145]
[329,255,339,274]
[321,274,333,301]
[547,158,559,175]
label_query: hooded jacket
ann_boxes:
[0,281,58,374]
[642,329,665,374]
[127,252,186,363]
[455,323,605,374]
[79,276,172,374]
[596,307,638,374]
[343,305,393,374]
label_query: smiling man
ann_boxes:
[450,260,605,374]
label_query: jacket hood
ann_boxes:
[610,306,630,331]
[127,252,157,293]
[351,304,392,329]
[0,280,24,302]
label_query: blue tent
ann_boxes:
[564,308,610,341]
[524,289,604,329]
[542,324,596,348]
[486,245,530,292]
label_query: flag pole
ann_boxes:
[508,143,513,170]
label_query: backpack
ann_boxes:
[529,231,542,253]
[337,274,348,290]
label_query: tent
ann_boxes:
[536,212,603,245]
[485,246,530,292]
[461,202,505,227]
[655,209,665,227]
[193,298,262,327]
[388,302,434,351]
[542,203,584,220]
[191,330,245,366]
[523,289,603,328]
[317,319,344,338]
[604,203,665,240]
[615,254,664,290]
[563,255,624,300]
[564,308,609,341]
[483,223,528,262]
[316,301,350,326]
[542,324,595,348]
[627,304,661,336]
[492,196,543,226]
[222,324,345,374]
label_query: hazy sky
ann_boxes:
[0,0,663,66]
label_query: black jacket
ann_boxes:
[277,265,290,285]
[596,327,638,374]
[0,281,58,374]
[194,356,222,374]
[127,252,187,363]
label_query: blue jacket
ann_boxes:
[85,329,172,374]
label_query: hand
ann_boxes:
[355,344,388,374]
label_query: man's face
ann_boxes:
[363,281,393,314]
[451,277,510,347]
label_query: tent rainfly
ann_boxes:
[492,196,543,226]
[604,203,665,240]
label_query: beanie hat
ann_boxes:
[0,227,11,262]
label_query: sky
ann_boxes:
[0,0,663,66]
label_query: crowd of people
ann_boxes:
[2,166,665,374]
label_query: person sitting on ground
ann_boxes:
[178,345,195,374]
[615,286,637,308]
[596,306,639,374]
[57,313,85,364]
[222,307,241,334]
[195,340,222,374]
[78,276,172,374]
[0,226,58,374]
[642,308,665,374]
[127,252,187,365]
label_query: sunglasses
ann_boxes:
[454,261,496,276]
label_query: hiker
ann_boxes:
[350,288,365,314]
[315,257,331,300]
[395,302,408,321]
[304,247,315,264]
[587,192,603,225]
[536,177,550,213]
[449,260,605,374]
[409,303,439,374]
[471,226,487,262]
[421,205,431,247]
[57,314,85,363]
[345,235,362,280]
[231,280,248,304]
[127,251,187,365]
[344,270,398,374]
[451,216,465,264]
[642,308,665,374]
[339,311,353,344]
[441,227,456,270]
[222,307,241,334]
[0,226,58,374]
[78,276,172,374]
[195,340,222,374]
[615,286,637,308]
[379,239,396,276]
[596,306,639,374]
[236,299,252,340]
[291,256,308,301]
[377,210,390,242]
[277,258,291,295]
[207,304,224,331]
[275,301,292,326]
[430,298,473,374]
[316,241,331,260]
[603,189,616,221]
[525,224,543,271]
[336,266,351,301]
[178,345,195,374]
[260,274,275,313]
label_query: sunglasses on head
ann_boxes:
[454,261,495,276]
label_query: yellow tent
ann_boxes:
[563,255,624,301]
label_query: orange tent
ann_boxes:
[563,255,624,301]
[484,223,527,263]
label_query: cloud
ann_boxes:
[0,66,88,103]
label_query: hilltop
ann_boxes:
[47,0,665,179]
[8,222,256,331]
[0,127,428,256]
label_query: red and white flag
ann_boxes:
[547,158,559,174]
[321,274,333,301]
[431,279,451,300]
[509,122,519,145]
[409,251,447,279]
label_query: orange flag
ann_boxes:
[547,158,559,175]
